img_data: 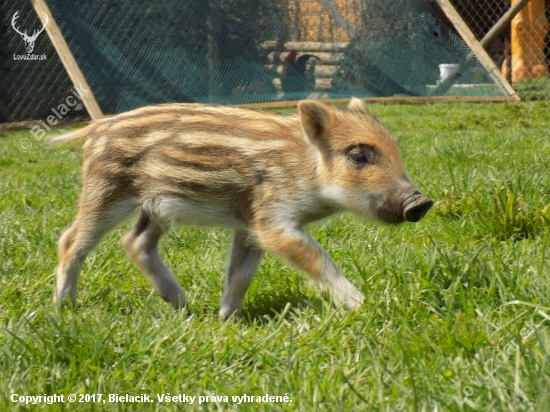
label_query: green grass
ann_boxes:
[1,102,549,411]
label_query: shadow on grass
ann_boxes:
[242,291,313,325]
[179,289,311,324]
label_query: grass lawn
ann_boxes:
[1,102,549,411]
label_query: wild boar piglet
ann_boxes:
[49,98,432,318]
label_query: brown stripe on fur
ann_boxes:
[144,177,246,198]
[157,143,247,159]
[155,148,241,172]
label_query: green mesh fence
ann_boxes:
[1,1,76,123]
[1,0,508,122]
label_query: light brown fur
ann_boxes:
[49,98,432,318]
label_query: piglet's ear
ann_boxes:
[348,97,367,113]
[298,100,332,145]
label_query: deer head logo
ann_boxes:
[12,11,48,54]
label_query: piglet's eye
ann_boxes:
[349,151,368,164]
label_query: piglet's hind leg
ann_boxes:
[55,196,137,306]
[122,211,186,309]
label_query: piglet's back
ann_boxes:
[77,104,308,224]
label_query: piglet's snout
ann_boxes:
[403,193,433,223]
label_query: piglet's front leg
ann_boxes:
[254,224,365,310]
[219,230,264,320]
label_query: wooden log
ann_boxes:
[272,64,337,78]
[310,65,338,78]
[267,51,344,65]
[314,78,333,90]
[261,41,349,52]
[272,78,332,91]
[31,0,104,119]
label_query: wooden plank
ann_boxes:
[31,0,104,119]
[435,0,520,101]
[482,0,531,47]
[238,95,517,110]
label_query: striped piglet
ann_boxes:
[49,98,432,318]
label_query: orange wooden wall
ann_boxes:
[511,0,549,81]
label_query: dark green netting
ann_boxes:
[1,0,507,121]
[1,1,76,122]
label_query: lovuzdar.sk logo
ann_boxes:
[12,10,48,61]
